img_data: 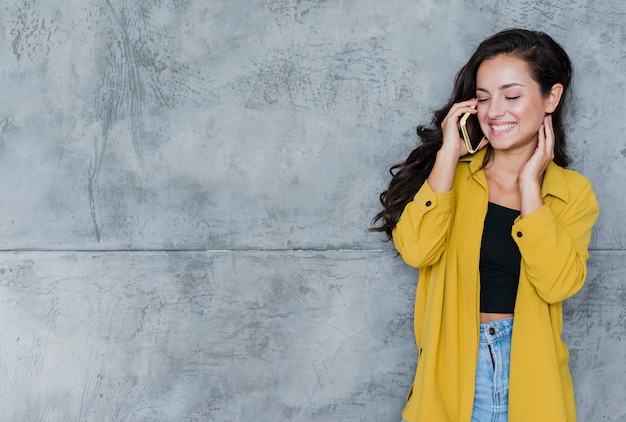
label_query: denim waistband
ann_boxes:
[479,317,513,343]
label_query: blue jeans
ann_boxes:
[401,318,513,422]
[471,317,513,422]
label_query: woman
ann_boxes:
[372,29,599,421]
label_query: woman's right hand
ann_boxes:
[440,98,480,159]
[427,99,481,193]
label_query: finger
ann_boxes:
[446,103,479,133]
[537,123,546,156]
[538,122,546,143]
[449,99,479,118]
[459,99,479,113]
[543,115,555,156]
[442,102,479,135]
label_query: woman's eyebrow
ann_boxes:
[476,82,525,93]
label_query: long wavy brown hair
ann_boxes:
[371,28,573,239]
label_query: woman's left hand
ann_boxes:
[518,115,554,217]
[520,114,555,184]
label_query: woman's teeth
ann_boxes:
[491,123,517,132]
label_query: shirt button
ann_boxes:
[425,201,432,207]
[516,231,523,238]
[488,327,496,335]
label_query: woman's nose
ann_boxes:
[486,98,506,119]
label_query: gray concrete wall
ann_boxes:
[0,0,624,421]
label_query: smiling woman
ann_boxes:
[371,29,599,422]
[475,56,563,170]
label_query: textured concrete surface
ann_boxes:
[0,251,417,420]
[0,0,624,421]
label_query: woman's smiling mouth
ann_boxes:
[490,123,517,133]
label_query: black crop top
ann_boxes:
[479,202,521,313]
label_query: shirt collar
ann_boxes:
[541,161,569,202]
[459,148,487,174]
[459,149,570,202]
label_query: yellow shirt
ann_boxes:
[393,149,599,422]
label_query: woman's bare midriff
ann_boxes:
[480,312,514,323]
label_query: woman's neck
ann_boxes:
[483,148,538,211]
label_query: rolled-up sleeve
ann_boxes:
[392,181,455,268]
[512,181,599,303]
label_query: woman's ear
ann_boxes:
[544,83,564,114]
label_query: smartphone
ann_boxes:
[459,107,484,154]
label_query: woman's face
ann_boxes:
[475,54,555,152]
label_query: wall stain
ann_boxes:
[0,117,8,155]
[8,1,59,63]
[87,0,178,242]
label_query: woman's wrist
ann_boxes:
[518,178,543,217]
[428,149,460,193]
